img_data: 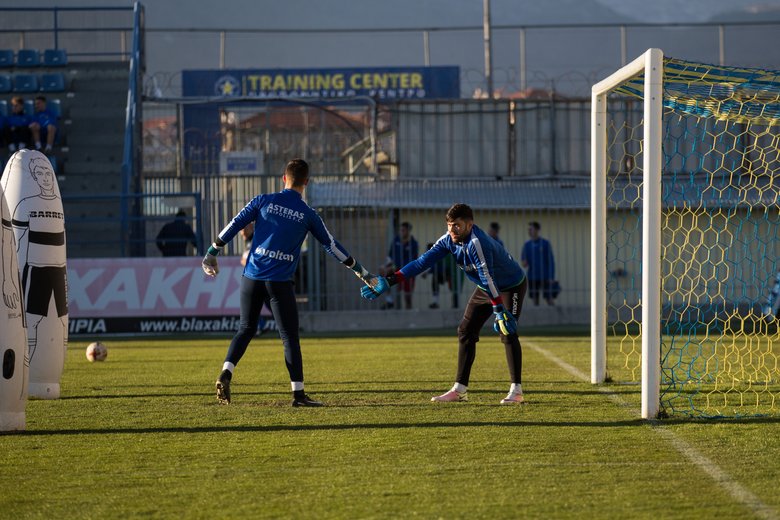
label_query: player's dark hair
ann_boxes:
[285,158,309,187]
[35,95,46,103]
[446,203,473,222]
[401,222,412,230]
[490,222,500,231]
[529,221,541,230]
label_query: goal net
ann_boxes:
[591,49,780,418]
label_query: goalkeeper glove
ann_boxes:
[493,304,517,335]
[349,260,389,300]
[202,243,222,277]
[361,277,389,300]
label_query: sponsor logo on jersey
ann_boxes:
[255,246,295,262]
[266,203,305,222]
[28,210,64,219]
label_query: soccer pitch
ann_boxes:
[2,334,779,519]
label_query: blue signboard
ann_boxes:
[183,66,460,100]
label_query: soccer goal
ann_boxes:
[591,48,780,419]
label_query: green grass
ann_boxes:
[2,334,779,519]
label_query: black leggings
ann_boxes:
[455,280,527,386]
[225,277,303,382]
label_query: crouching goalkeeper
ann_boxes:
[202,158,386,407]
[363,203,527,404]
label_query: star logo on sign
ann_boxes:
[215,75,240,97]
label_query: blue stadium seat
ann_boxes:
[16,49,40,67]
[48,98,62,118]
[43,49,67,67]
[13,74,39,92]
[0,49,13,67]
[0,100,7,117]
[24,99,33,116]
[0,74,11,93]
[40,73,66,92]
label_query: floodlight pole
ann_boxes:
[483,0,493,98]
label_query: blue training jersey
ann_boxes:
[33,109,57,128]
[399,224,525,301]
[218,189,351,281]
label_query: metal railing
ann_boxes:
[142,20,780,98]
[121,2,145,256]
[0,5,136,60]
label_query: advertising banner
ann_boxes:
[68,257,247,335]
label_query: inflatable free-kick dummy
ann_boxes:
[1,150,67,399]
[0,159,28,430]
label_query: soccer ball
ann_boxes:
[85,342,108,362]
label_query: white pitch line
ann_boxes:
[526,341,779,520]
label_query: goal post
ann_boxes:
[591,49,663,418]
[592,49,780,419]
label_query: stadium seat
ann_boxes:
[49,98,62,118]
[40,73,66,92]
[13,74,39,92]
[0,74,11,93]
[0,100,7,117]
[43,49,68,67]
[24,99,33,116]
[0,49,13,67]
[16,49,40,67]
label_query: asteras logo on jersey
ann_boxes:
[214,75,240,97]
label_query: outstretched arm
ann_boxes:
[362,237,449,301]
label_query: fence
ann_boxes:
[143,97,594,180]
[144,173,591,312]
[141,21,780,99]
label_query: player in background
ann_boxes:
[362,203,527,404]
[202,158,386,407]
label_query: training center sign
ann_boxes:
[68,257,248,335]
[183,66,460,100]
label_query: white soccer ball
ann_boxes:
[85,342,108,362]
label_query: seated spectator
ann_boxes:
[5,96,31,152]
[29,95,57,153]
[156,210,197,257]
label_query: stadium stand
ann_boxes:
[0,99,6,116]
[16,49,40,67]
[0,50,13,67]
[0,74,10,93]
[42,49,67,67]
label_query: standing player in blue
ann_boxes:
[202,159,386,407]
[362,203,527,404]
